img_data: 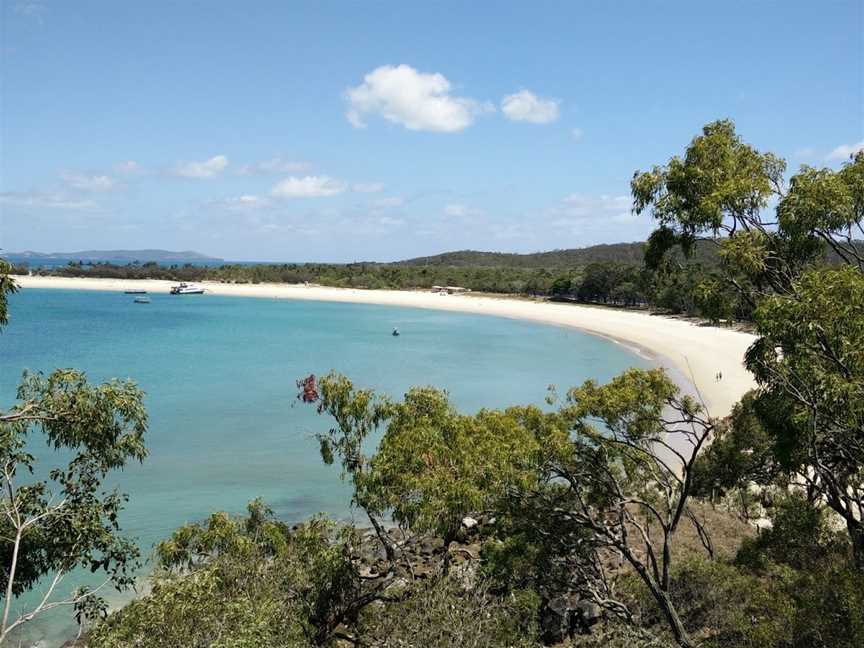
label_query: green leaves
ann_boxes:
[0,368,149,635]
[93,504,362,648]
[632,119,784,245]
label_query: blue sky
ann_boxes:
[1,1,862,262]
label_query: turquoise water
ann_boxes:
[1,288,652,645]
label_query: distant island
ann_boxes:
[6,249,223,264]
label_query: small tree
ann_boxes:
[503,369,715,648]
[304,369,715,648]
[635,121,864,566]
[303,373,542,558]
[0,264,149,642]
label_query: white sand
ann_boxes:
[14,275,756,418]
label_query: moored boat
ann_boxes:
[170,282,205,295]
[125,289,147,294]
[133,296,151,304]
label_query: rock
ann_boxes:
[541,594,600,642]
[359,565,379,578]
[383,576,410,597]
[451,560,479,591]
[462,516,478,530]
[541,595,574,644]
[574,599,602,632]
[418,536,444,555]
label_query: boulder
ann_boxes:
[540,594,602,642]
[541,595,575,644]
[574,599,602,632]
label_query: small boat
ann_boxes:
[125,289,147,294]
[133,296,151,304]
[392,328,400,337]
[170,282,205,295]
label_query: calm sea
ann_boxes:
[1,288,652,646]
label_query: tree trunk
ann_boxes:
[849,518,864,571]
[655,590,695,648]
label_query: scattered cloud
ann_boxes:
[345,64,491,132]
[561,193,630,213]
[15,1,47,23]
[444,203,483,217]
[209,195,273,211]
[271,175,346,198]
[826,141,864,162]
[60,171,116,192]
[0,191,99,211]
[352,182,385,193]
[114,160,142,174]
[378,216,405,227]
[372,196,404,208]
[501,90,560,124]
[548,193,639,233]
[236,156,311,175]
[173,155,229,178]
[571,128,584,141]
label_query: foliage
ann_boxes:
[637,120,864,567]
[309,373,544,546]
[0,259,17,328]
[0,369,148,642]
[357,577,541,648]
[305,369,715,648]
[88,501,368,647]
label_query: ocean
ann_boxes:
[0,288,652,645]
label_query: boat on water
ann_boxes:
[133,296,151,304]
[125,289,147,294]
[392,328,400,337]
[170,282,205,295]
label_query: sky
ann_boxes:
[1,1,862,262]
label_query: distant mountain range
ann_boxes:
[6,249,223,263]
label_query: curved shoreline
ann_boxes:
[13,275,757,418]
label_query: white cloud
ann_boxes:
[444,203,483,217]
[378,216,405,227]
[174,155,228,178]
[353,182,385,193]
[562,193,630,213]
[345,64,489,132]
[15,1,46,22]
[572,128,584,141]
[826,141,864,161]
[60,171,116,192]
[237,156,311,175]
[271,175,346,198]
[549,194,636,232]
[372,196,404,208]
[501,90,560,124]
[211,195,272,211]
[0,191,99,211]
[114,160,142,174]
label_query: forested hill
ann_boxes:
[397,241,717,268]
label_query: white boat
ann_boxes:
[170,282,205,295]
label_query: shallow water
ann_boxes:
[0,288,652,645]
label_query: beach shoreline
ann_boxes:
[14,274,757,418]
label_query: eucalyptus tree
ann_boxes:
[0,263,149,642]
[633,120,864,565]
[303,369,716,648]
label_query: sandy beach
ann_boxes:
[14,274,756,418]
